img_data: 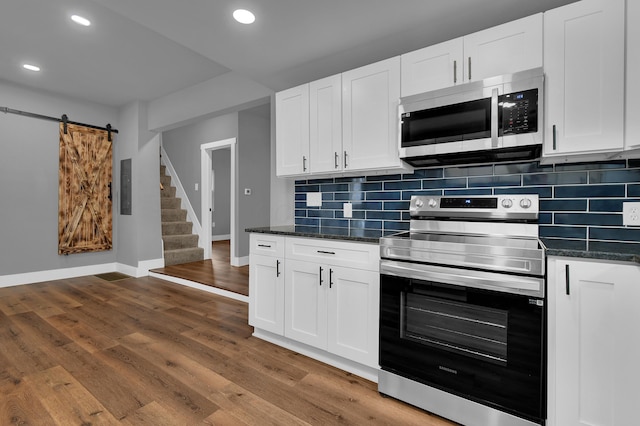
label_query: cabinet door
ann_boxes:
[626,0,640,151]
[249,254,284,335]
[276,84,310,176]
[548,258,640,426]
[400,38,463,96]
[463,13,542,83]
[543,0,625,157]
[342,56,402,171]
[326,266,379,367]
[284,259,327,349]
[310,74,343,173]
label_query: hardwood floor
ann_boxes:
[0,274,456,425]
[151,240,249,296]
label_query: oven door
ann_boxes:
[380,261,545,423]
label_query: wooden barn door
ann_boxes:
[58,123,113,254]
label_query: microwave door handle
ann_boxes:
[491,88,499,148]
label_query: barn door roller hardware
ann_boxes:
[1,106,118,138]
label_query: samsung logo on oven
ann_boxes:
[439,366,458,375]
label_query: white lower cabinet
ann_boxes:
[547,257,640,426]
[249,234,380,375]
[248,235,285,335]
[285,259,379,367]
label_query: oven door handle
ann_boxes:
[380,260,544,298]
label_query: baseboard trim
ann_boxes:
[0,263,118,288]
[231,255,249,267]
[0,258,166,288]
[149,271,249,303]
[211,234,231,242]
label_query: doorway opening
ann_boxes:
[200,138,238,265]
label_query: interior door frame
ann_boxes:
[200,138,238,264]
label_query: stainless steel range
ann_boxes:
[378,194,546,426]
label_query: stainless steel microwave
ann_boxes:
[399,68,544,167]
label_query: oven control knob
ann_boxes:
[415,199,424,208]
[428,198,438,208]
[520,198,532,209]
[501,198,513,208]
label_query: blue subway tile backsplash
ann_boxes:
[293,159,640,252]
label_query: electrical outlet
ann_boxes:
[343,202,353,218]
[623,202,640,226]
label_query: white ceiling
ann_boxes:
[1,0,577,108]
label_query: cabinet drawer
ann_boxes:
[250,234,285,257]
[286,237,379,271]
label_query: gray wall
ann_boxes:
[0,81,118,275]
[162,114,237,224]
[161,105,271,260]
[115,102,163,269]
[237,106,271,257]
[212,148,231,238]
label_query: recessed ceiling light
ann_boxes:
[71,14,91,26]
[23,64,41,72]
[233,9,255,24]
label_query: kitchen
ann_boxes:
[1,0,639,425]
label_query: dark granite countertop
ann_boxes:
[542,239,640,264]
[245,226,382,244]
[246,228,640,264]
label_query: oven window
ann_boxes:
[402,292,508,365]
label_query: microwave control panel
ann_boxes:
[499,88,538,135]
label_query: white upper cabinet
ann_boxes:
[401,38,464,96]
[276,58,405,177]
[464,13,543,83]
[626,0,640,151]
[276,84,310,176]
[543,0,625,160]
[401,13,542,97]
[309,74,343,173]
[342,56,403,171]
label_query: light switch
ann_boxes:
[195,183,199,191]
[307,192,322,207]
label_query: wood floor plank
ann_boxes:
[45,313,119,353]
[207,383,311,426]
[118,332,233,394]
[119,401,185,426]
[49,342,153,421]
[0,310,59,375]
[94,344,219,424]
[0,380,58,425]
[22,365,120,425]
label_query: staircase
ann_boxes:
[160,165,204,266]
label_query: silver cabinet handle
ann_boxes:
[468,57,472,81]
[565,264,570,295]
[453,60,457,84]
[344,151,348,168]
[302,156,307,172]
[334,152,339,169]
